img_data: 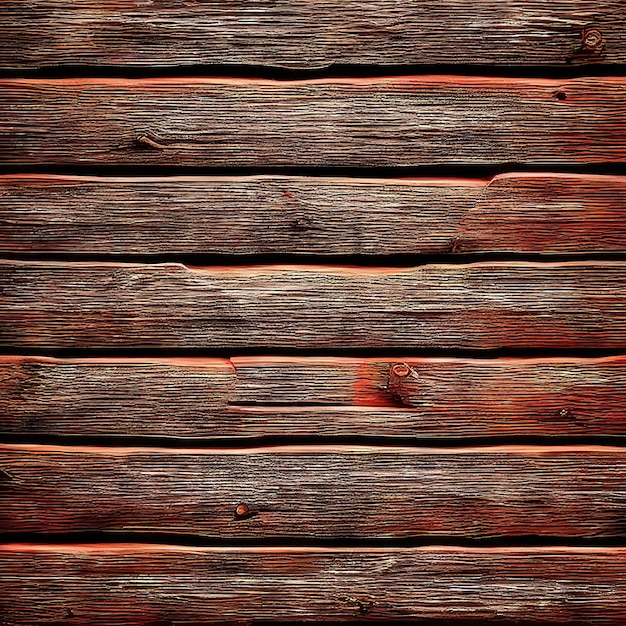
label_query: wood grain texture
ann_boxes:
[1,0,624,68]
[4,355,626,438]
[2,444,626,538]
[2,173,626,254]
[3,260,626,349]
[4,544,626,625]
[1,77,625,167]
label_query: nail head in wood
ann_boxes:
[391,363,411,377]
[234,503,250,519]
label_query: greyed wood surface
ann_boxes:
[2,173,625,255]
[1,77,624,166]
[3,356,626,437]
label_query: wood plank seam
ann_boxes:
[5,353,626,437]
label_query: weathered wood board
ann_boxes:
[3,544,626,623]
[2,0,625,622]
[3,355,626,437]
[3,260,626,349]
[1,0,624,68]
[2,173,625,255]
[2,444,626,538]
[1,77,625,166]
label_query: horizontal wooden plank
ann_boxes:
[2,173,626,254]
[3,356,626,437]
[2,444,626,537]
[3,261,626,349]
[1,1,624,68]
[1,77,624,166]
[4,545,626,624]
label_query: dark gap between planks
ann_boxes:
[3,531,626,549]
[251,616,608,626]
[2,63,626,80]
[1,163,625,178]
[2,347,626,359]
[262,621,626,626]
[2,434,626,449]
[4,252,626,265]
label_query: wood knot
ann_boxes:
[341,596,375,615]
[357,599,373,614]
[135,133,168,150]
[292,216,315,232]
[582,28,605,53]
[556,408,576,421]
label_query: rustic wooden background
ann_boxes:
[1,1,626,624]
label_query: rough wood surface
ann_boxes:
[2,173,626,254]
[1,0,624,68]
[1,77,624,167]
[3,260,626,349]
[3,355,626,437]
[2,444,626,538]
[3,544,626,624]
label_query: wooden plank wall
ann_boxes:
[1,2,626,624]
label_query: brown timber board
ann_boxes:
[2,444,626,538]
[3,260,626,349]
[6,544,626,624]
[1,77,625,166]
[4,544,626,624]
[1,0,624,68]
[2,173,626,255]
[3,355,626,437]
